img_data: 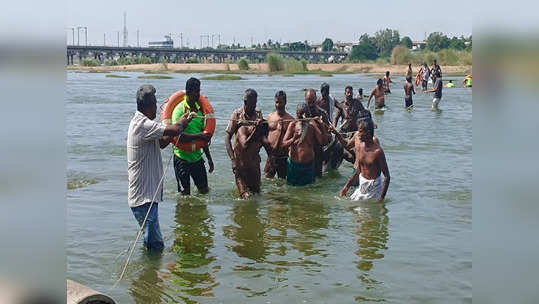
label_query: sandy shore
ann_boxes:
[68,63,472,75]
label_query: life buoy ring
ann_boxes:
[160,90,216,151]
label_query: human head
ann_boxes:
[185,77,201,104]
[423,62,428,68]
[274,90,287,111]
[449,80,453,83]
[385,71,390,77]
[320,83,330,98]
[345,86,353,101]
[304,88,317,108]
[435,71,441,78]
[377,79,383,87]
[433,59,437,65]
[136,84,157,119]
[357,117,374,141]
[243,88,258,115]
[296,103,308,119]
[358,88,363,96]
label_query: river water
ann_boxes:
[66,71,471,303]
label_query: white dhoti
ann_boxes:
[350,174,382,201]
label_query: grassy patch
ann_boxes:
[106,74,129,78]
[144,70,170,74]
[137,75,174,79]
[201,75,243,80]
[319,74,333,77]
[87,70,109,73]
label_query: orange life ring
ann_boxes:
[160,90,216,151]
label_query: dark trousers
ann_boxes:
[173,155,208,195]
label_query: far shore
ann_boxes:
[68,63,472,76]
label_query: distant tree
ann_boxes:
[449,36,466,50]
[349,34,378,61]
[322,38,334,52]
[400,36,413,48]
[426,32,450,52]
[374,28,400,57]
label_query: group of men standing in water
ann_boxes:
[223,82,390,203]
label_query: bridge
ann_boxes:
[66,45,348,65]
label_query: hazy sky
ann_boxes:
[67,0,472,47]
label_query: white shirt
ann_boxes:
[127,111,166,207]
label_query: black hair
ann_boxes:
[136,84,157,111]
[275,90,287,100]
[377,79,383,86]
[385,71,390,76]
[320,82,330,92]
[296,103,308,117]
[185,77,200,93]
[345,85,353,92]
[244,88,258,101]
[358,117,374,135]
[358,88,363,95]
[406,76,412,82]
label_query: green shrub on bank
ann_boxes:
[104,56,152,66]
[266,53,308,73]
[390,46,472,66]
[185,58,199,63]
[238,59,249,70]
[266,53,284,72]
[81,59,100,66]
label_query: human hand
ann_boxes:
[199,132,212,142]
[231,158,237,173]
[188,111,198,120]
[208,160,214,173]
[339,186,349,197]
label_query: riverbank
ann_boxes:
[67,63,472,75]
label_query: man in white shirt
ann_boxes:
[127,84,195,251]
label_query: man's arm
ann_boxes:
[179,132,211,142]
[163,112,195,137]
[377,149,390,203]
[310,119,326,146]
[367,89,376,108]
[203,146,214,173]
[333,108,342,129]
[281,122,299,148]
[159,136,172,149]
[340,169,360,197]
[236,127,252,149]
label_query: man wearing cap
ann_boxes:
[171,77,214,196]
[127,84,195,252]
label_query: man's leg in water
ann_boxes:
[263,157,276,178]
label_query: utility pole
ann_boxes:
[117,31,120,47]
[218,34,220,47]
[123,12,128,47]
[69,27,74,45]
[77,26,83,45]
[137,30,139,47]
[250,36,253,47]
[104,33,106,46]
[84,27,87,46]
[211,34,214,48]
[180,32,183,48]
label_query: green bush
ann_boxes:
[185,58,199,63]
[390,45,412,65]
[238,59,249,70]
[81,59,100,66]
[266,53,284,72]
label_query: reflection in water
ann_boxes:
[223,201,269,262]
[353,203,389,301]
[170,200,217,300]
[129,253,166,304]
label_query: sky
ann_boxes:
[67,0,472,47]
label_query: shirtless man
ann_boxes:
[357,88,364,104]
[234,119,270,199]
[264,90,294,179]
[334,86,367,133]
[316,82,337,124]
[224,89,265,199]
[281,104,327,186]
[405,63,413,79]
[303,88,330,178]
[367,79,386,110]
[331,118,390,202]
[383,71,392,93]
[404,76,416,108]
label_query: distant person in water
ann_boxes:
[367,79,386,110]
[444,80,454,88]
[331,117,390,202]
[316,82,337,124]
[225,88,269,199]
[281,104,327,186]
[427,71,443,109]
[357,88,364,103]
[430,59,442,85]
[383,71,392,93]
[264,90,294,179]
[421,63,430,91]
[404,76,416,108]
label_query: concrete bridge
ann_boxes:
[66,45,348,65]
